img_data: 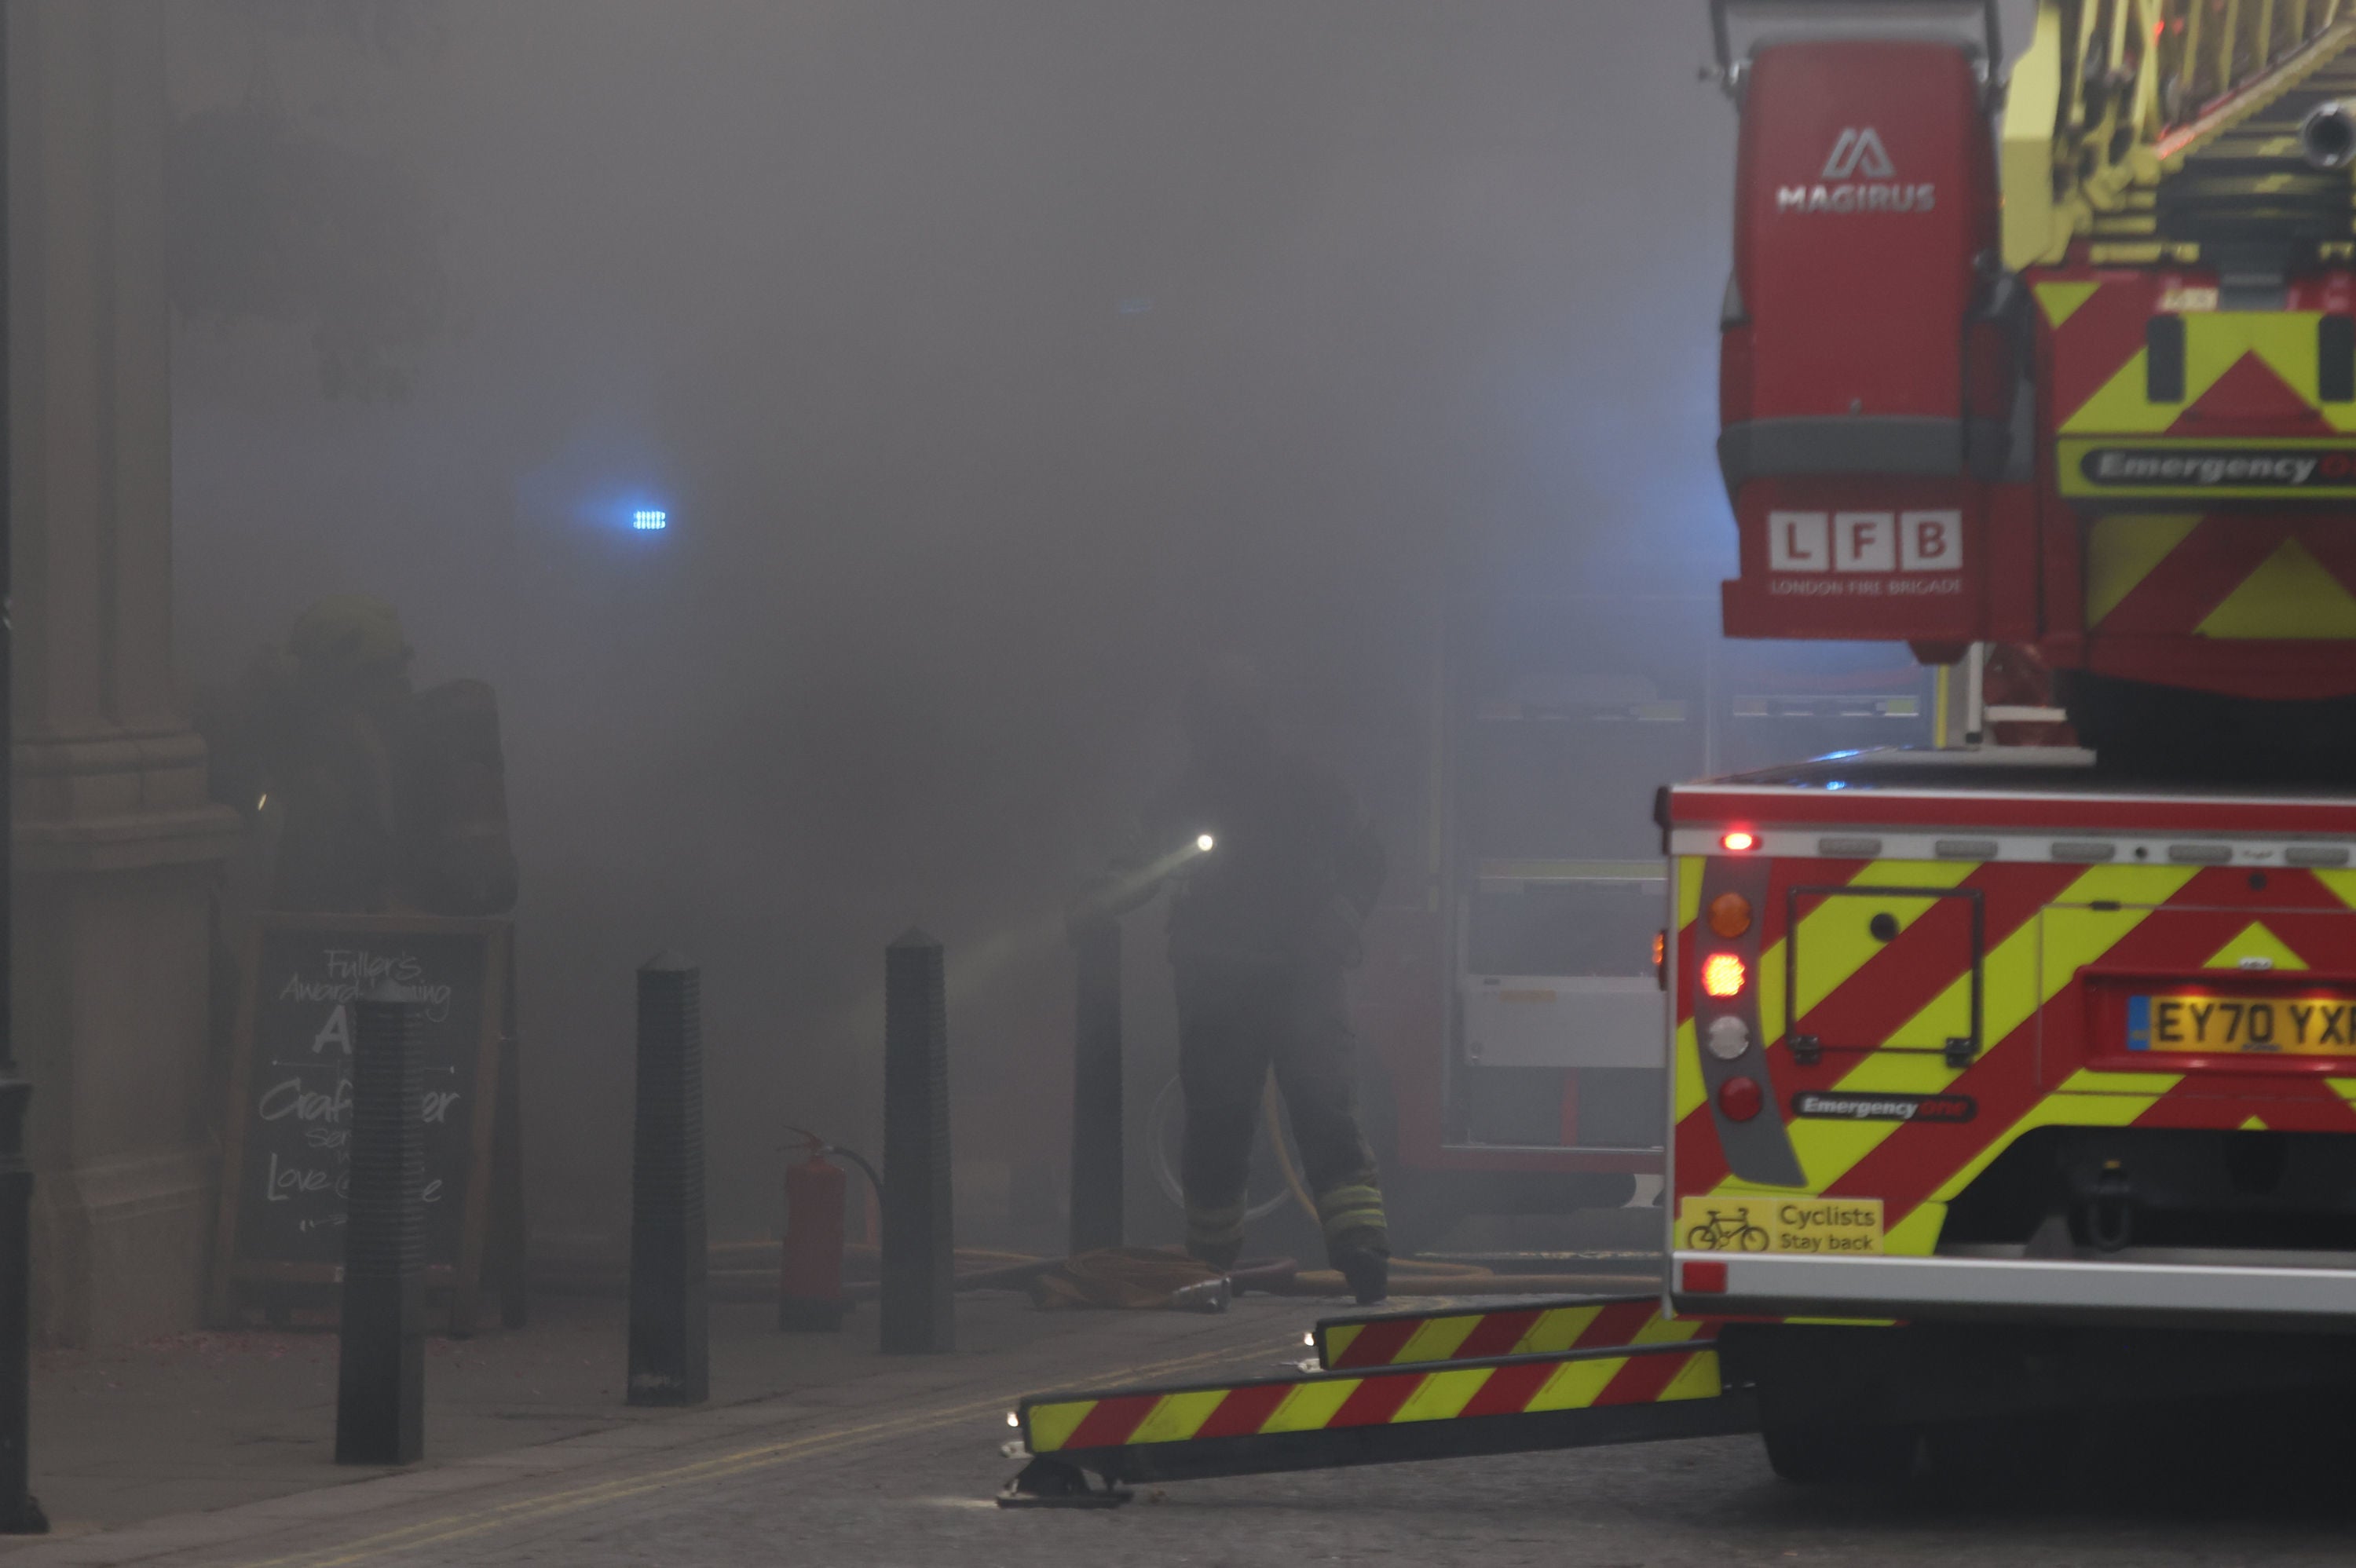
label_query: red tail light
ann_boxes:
[1682,1259,1729,1293]
[1718,1076,1765,1122]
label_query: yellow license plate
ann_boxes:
[2127,995,2356,1054]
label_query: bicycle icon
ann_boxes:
[1684,1208,1770,1252]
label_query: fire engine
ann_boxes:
[1359,599,1937,1242]
[1141,600,1937,1250]
[1001,0,2356,1501]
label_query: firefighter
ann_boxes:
[200,594,519,917]
[270,594,419,912]
[1093,662,1392,1303]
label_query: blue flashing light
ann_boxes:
[634,509,668,532]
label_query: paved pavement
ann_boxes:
[15,1290,2356,1566]
[24,1290,1162,1530]
[2,1290,1311,1566]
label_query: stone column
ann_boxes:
[9,1,239,1346]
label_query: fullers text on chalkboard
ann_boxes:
[232,929,492,1270]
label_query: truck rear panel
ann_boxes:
[1666,748,2356,1327]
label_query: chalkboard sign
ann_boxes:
[210,914,514,1330]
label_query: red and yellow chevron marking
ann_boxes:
[1023,1345,1722,1457]
[1674,857,2356,1255]
[2038,274,2356,445]
[1320,1296,1710,1370]
[2027,272,2356,658]
[2083,514,2356,641]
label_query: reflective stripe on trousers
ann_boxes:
[1316,1181,1385,1243]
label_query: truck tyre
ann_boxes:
[1922,1413,2078,1484]
[1762,1423,1919,1484]
[2062,669,2356,782]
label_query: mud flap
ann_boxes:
[1005,1336,1755,1496]
[1315,1294,1710,1370]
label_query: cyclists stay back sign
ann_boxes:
[1677,1197,1884,1255]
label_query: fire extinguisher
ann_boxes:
[779,1129,878,1332]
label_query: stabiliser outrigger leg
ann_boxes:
[997,1296,1753,1508]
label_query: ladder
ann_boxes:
[2009,0,2356,266]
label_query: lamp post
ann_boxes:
[0,3,49,1534]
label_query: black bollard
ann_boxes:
[881,929,953,1354]
[337,982,426,1466]
[628,954,708,1405]
[1067,916,1123,1255]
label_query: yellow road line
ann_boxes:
[273,1406,1008,1567]
[232,1336,1282,1568]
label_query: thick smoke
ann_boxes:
[170,2,1854,1251]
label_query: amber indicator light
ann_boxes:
[1707,893,1753,939]
[1701,952,1747,999]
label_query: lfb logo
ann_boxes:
[1769,510,1962,573]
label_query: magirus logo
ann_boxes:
[1777,126,1936,215]
[1821,126,1896,180]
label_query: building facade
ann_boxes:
[11,0,238,1345]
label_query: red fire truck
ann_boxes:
[1143,598,1937,1251]
[1355,598,1936,1245]
[1003,0,2356,1500]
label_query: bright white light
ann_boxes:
[634,510,668,532]
[1196,833,1216,853]
[1005,1411,1019,1428]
